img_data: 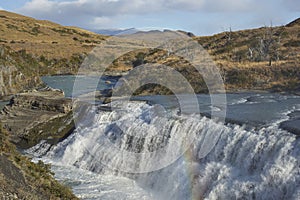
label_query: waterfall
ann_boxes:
[27,100,300,200]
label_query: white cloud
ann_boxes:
[16,0,296,34]
[19,0,255,19]
[160,0,201,11]
[92,16,115,28]
[203,0,254,12]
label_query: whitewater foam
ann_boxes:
[26,100,300,200]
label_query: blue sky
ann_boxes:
[0,0,299,35]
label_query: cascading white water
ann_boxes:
[27,100,300,200]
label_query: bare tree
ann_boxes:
[225,26,232,44]
[252,23,281,66]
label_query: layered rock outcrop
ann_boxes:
[0,88,75,149]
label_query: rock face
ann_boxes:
[0,45,43,99]
[0,88,75,149]
[0,65,41,99]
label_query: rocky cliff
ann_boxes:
[0,45,42,98]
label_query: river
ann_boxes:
[26,75,300,200]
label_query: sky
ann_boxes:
[0,0,299,35]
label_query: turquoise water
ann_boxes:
[42,75,117,98]
[42,75,300,130]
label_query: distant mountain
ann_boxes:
[92,28,139,35]
[91,28,196,36]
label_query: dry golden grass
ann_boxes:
[0,10,107,59]
[195,19,300,67]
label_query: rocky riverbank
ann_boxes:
[0,87,79,199]
[0,125,78,199]
[0,87,74,149]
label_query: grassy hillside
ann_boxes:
[0,10,106,59]
[195,19,300,73]
[0,10,107,97]
[105,19,300,93]
[0,10,108,78]
[196,19,300,65]
[195,19,300,92]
